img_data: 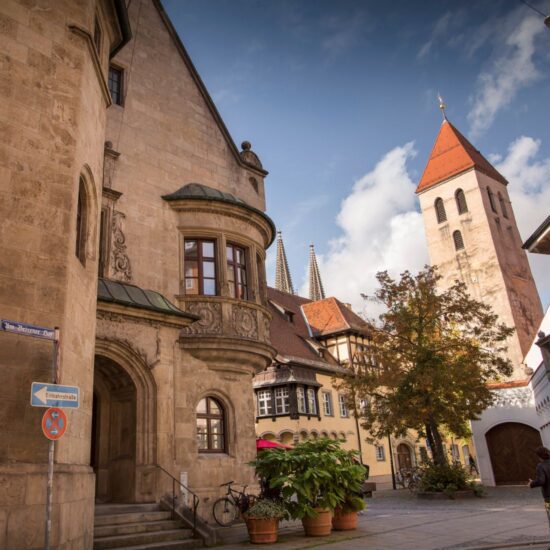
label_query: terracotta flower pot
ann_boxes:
[332,508,358,530]
[301,508,332,536]
[245,516,279,544]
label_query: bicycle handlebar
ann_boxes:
[220,480,235,487]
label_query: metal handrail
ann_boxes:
[155,464,200,537]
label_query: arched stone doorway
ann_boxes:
[92,355,137,502]
[486,422,542,484]
[92,339,157,503]
[397,443,413,470]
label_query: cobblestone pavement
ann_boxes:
[217,487,550,549]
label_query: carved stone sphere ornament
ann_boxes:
[239,140,263,170]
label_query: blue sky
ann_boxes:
[163,0,550,311]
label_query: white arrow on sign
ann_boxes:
[34,386,78,405]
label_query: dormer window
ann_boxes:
[285,311,294,323]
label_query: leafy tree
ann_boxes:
[340,266,513,465]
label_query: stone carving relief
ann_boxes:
[491,387,533,408]
[110,210,132,281]
[181,301,222,335]
[232,304,258,339]
[262,316,271,344]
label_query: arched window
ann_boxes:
[455,189,468,214]
[196,397,225,453]
[487,188,497,213]
[498,193,508,218]
[75,177,88,264]
[453,230,465,251]
[434,198,447,223]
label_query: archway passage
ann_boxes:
[486,422,542,484]
[92,355,137,502]
[397,443,412,470]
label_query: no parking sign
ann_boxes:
[42,408,67,441]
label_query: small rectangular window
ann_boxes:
[274,387,289,414]
[375,445,385,461]
[338,394,348,418]
[307,388,317,415]
[184,238,217,296]
[296,387,306,414]
[419,446,429,463]
[108,66,123,106]
[226,243,248,300]
[322,392,333,416]
[451,444,460,462]
[257,390,272,416]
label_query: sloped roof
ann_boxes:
[98,278,199,320]
[416,120,507,193]
[301,297,368,337]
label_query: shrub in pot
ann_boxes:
[243,499,286,544]
[251,439,366,537]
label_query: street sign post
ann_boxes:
[42,408,67,441]
[31,383,80,409]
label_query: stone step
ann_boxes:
[93,529,193,550]
[94,519,186,538]
[95,503,159,516]
[95,511,173,526]
[113,539,202,550]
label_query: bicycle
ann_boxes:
[212,481,255,526]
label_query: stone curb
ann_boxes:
[459,539,550,550]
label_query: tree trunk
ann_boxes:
[426,417,447,465]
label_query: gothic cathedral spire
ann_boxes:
[308,244,325,301]
[275,231,294,294]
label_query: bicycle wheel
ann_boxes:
[213,497,239,526]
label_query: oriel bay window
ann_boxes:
[184,239,216,295]
[296,387,306,413]
[226,243,247,299]
[196,397,225,453]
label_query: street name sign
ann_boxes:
[1,319,55,340]
[31,383,80,409]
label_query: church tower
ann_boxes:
[416,118,543,377]
[308,244,326,302]
[275,231,295,294]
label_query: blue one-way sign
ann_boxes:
[31,383,80,409]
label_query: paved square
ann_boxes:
[218,487,550,549]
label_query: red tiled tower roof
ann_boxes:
[416,120,507,194]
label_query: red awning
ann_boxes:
[256,438,292,450]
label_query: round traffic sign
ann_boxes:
[42,407,67,440]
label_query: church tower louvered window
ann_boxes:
[453,230,465,251]
[455,189,468,215]
[435,198,447,223]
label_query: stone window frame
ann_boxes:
[375,445,386,461]
[498,192,509,219]
[196,396,226,454]
[108,64,124,106]
[487,187,497,213]
[452,230,465,251]
[434,197,447,224]
[183,238,218,296]
[455,188,468,215]
[322,391,333,416]
[226,242,248,300]
[75,166,98,267]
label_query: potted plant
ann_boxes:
[331,450,367,530]
[251,439,361,537]
[243,499,286,544]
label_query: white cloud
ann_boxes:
[468,14,544,138]
[299,143,429,316]
[417,12,452,60]
[494,136,550,307]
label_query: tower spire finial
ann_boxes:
[437,92,447,122]
[308,244,325,302]
[275,231,294,294]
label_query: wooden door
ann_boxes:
[486,423,542,484]
[397,443,412,470]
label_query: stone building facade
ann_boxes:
[416,119,544,486]
[0,0,275,547]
